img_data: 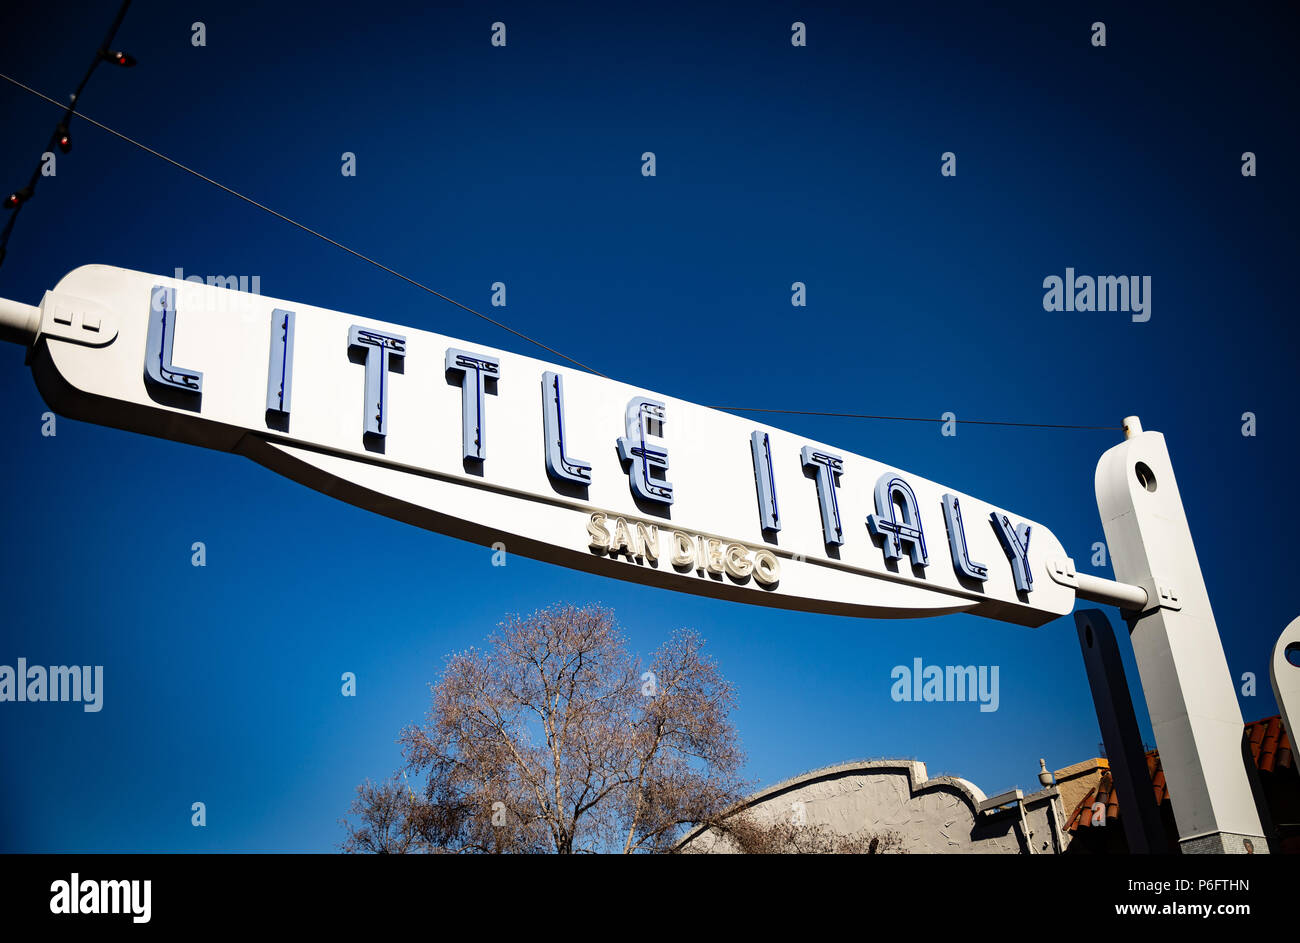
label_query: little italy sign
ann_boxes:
[16,265,1076,626]
[4,265,1270,854]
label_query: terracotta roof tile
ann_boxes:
[1065,715,1290,836]
[1066,770,1119,832]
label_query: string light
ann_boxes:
[0,1,135,258]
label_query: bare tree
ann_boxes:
[339,775,426,854]
[341,604,747,853]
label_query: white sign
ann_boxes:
[26,265,1076,626]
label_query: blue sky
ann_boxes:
[0,1,1296,851]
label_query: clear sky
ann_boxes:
[1,1,1295,851]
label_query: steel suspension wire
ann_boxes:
[1,72,1119,432]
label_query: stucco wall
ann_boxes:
[681,759,1063,854]
[1053,758,1108,823]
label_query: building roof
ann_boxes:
[1064,715,1293,833]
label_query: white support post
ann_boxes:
[1095,417,1267,853]
[1271,617,1300,754]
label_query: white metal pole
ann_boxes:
[1074,573,1148,610]
[0,295,40,346]
[1095,417,1266,853]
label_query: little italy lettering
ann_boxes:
[143,283,1038,597]
[25,266,1076,625]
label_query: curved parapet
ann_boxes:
[677,758,1056,854]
